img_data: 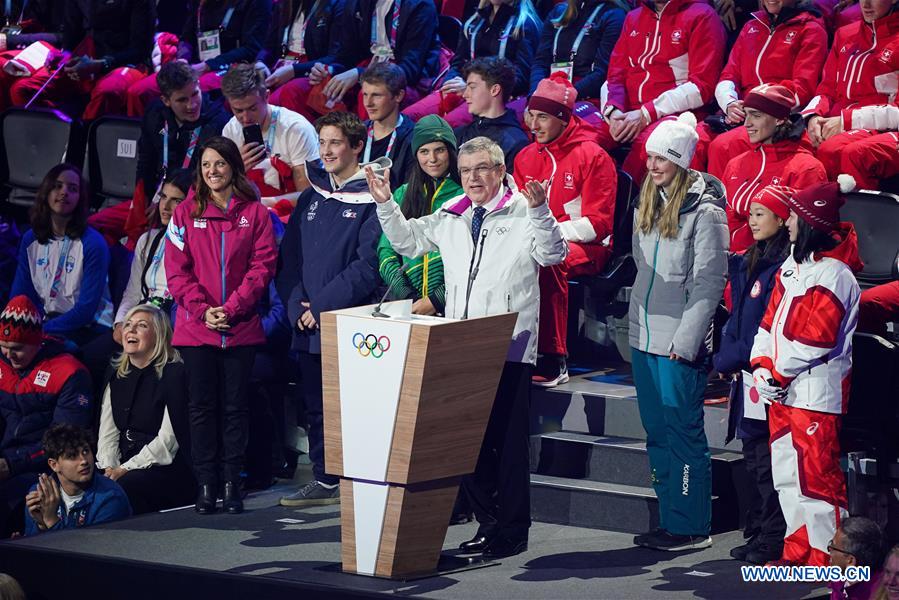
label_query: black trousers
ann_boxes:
[462,361,532,541]
[117,460,196,514]
[742,435,787,546]
[179,345,256,487]
[298,352,338,485]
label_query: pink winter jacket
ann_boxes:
[164,194,277,348]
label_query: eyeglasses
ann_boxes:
[827,540,855,556]
[459,164,500,179]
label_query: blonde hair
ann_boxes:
[872,544,899,600]
[113,304,181,380]
[636,167,697,239]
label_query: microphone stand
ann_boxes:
[461,228,488,320]
[372,263,409,318]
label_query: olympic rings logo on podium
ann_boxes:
[352,333,391,358]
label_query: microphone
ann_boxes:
[461,228,489,320]
[372,263,409,318]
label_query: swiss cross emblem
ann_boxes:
[564,172,575,189]
[671,29,683,44]
[784,31,796,44]
[771,176,781,185]
[34,370,51,387]
[881,48,893,63]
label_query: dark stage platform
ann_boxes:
[0,482,828,600]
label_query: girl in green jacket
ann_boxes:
[377,115,463,315]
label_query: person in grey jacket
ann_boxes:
[368,136,567,559]
[628,112,729,553]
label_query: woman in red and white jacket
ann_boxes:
[749,177,863,567]
[706,0,828,179]
[721,84,827,252]
[595,0,726,183]
[802,0,899,179]
[165,136,277,516]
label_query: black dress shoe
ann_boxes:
[730,536,759,562]
[458,535,490,553]
[483,537,528,559]
[223,481,244,514]
[195,484,217,514]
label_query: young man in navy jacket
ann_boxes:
[276,111,383,507]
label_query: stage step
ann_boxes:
[530,432,748,534]
[530,474,737,535]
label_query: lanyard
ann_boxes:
[143,229,167,300]
[162,123,201,174]
[553,3,604,63]
[431,178,447,209]
[47,236,72,301]
[466,14,515,60]
[198,3,235,32]
[370,0,401,49]
[283,0,322,53]
[363,115,403,163]
[265,107,280,154]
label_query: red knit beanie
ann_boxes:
[0,296,43,346]
[528,73,576,122]
[743,83,798,120]
[750,184,794,221]
[787,175,856,232]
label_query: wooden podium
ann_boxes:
[320,301,516,579]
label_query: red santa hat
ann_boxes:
[750,184,794,221]
[528,73,577,122]
[787,175,856,232]
[0,295,44,346]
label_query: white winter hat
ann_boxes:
[644,112,699,170]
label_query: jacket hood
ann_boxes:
[543,115,598,152]
[818,222,864,272]
[676,171,726,214]
[306,157,391,204]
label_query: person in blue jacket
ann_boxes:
[24,424,131,535]
[276,111,383,507]
[713,184,792,566]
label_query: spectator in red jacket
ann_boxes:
[514,74,616,386]
[802,0,899,180]
[595,0,726,183]
[706,0,828,179]
[721,84,827,252]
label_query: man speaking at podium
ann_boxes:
[366,136,567,559]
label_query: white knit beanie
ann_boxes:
[644,112,699,170]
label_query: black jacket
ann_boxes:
[63,0,156,69]
[454,110,529,173]
[136,96,229,195]
[259,0,346,78]
[448,3,542,96]
[365,115,414,188]
[3,0,66,49]
[333,0,441,86]
[530,0,626,99]
[178,0,272,72]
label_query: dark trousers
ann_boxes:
[179,345,256,487]
[462,361,532,541]
[742,435,787,547]
[298,352,338,485]
[116,460,196,514]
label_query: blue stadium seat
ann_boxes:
[85,116,141,210]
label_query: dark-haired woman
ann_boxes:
[714,184,791,566]
[113,169,192,345]
[720,84,827,253]
[165,136,277,515]
[376,115,463,315]
[749,178,862,566]
[11,164,113,344]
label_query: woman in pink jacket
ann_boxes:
[165,136,277,515]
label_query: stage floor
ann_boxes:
[2,480,827,600]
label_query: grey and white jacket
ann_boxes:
[628,172,729,362]
[377,180,567,364]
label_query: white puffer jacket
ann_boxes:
[376,181,567,364]
[750,224,863,415]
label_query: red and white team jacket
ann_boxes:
[750,224,863,414]
[716,9,828,112]
[600,0,726,122]
[801,11,899,126]
[722,137,827,252]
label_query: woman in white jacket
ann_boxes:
[367,136,567,559]
[750,177,863,568]
[113,170,192,345]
